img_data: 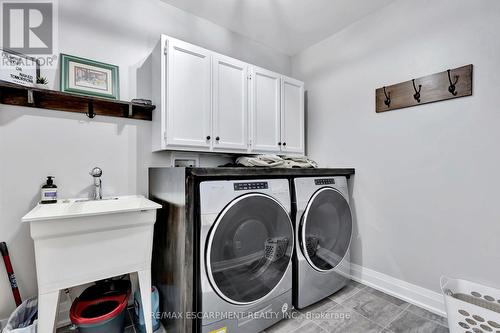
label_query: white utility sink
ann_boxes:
[22,195,160,222]
[22,195,161,333]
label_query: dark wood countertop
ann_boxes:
[185,167,355,180]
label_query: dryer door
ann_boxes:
[206,193,293,305]
[300,187,352,272]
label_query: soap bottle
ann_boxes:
[41,176,57,204]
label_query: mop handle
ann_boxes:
[0,242,22,306]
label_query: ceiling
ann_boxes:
[161,0,396,55]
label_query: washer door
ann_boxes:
[300,187,352,272]
[206,193,293,305]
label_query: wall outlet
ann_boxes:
[171,152,199,167]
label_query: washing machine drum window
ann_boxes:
[207,193,293,305]
[300,188,352,272]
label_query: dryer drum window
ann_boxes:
[207,194,294,304]
[300,188,352,272]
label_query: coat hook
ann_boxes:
[447,69,459,96]
[412,79,422,103]
[86,101,95,119]
[383,86,391,107]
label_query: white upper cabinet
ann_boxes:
[150,35,304,155]
[281,76,305,154]
[166,38,212,148]
[212,54,248,151]
[250,66,282,153]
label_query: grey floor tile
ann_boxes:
[313,304,384,333]
[342,288,407,327]
[299,297,337,315]
[387,310,449,333]
[290,321,326,333]
[349,280,366,290]
[265,311,309,333]
[329,283,363,303]
[406,304,448,327]
[364,287,408,308]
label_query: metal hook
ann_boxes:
[412,79,422,103]
[447,69,459,96]
[86,101,95,119]
[383,86,391,107]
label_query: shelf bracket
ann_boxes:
[86,101,95,118]
[27,89,34,105]
[128,104,133,118]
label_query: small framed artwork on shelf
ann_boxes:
[60,54,119,99]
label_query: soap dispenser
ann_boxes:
[41,176,57,204]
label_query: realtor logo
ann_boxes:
[1,0,55,54]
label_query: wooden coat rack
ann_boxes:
[376,64,473,113]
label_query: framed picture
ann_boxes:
[60,54,119,99]
[0,49,40,87]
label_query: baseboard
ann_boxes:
[350,264,446,317]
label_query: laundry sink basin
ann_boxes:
[22,195,160,222]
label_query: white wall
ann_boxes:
[0,0,290,318]
[293,0,500,297]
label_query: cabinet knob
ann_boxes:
[215,136,220,141]
[206,136,211,140]
[283,142,287,146]
[278,142,282,146]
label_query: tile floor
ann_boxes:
[265,280,449,333]
[58,280,449,333]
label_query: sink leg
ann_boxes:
[138,269,153,333]
[38,290,60,333]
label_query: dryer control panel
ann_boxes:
[234,182,269,191]
[315,178,335,186]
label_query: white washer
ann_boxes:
[199,179,294,333]
[293,176,353,309]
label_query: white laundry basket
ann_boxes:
[441,276,500,333]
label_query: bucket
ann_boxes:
[70,280,131,333]
[70,293,128,333]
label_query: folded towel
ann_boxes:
[282,156,318,168]
[236,155,317,168]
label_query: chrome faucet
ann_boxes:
[89,167,103,200]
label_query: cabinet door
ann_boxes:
[166,38,212,148]
[281,76,304,154]
[250,67,281,153]
[212,54,248,151]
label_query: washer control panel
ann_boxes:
[234,181,269,191]
[315,178,335,186]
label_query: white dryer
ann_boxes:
[199,179,294,333]
[293,176,353,309]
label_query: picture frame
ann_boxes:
[0,49,40,87]
[60,54,119,99]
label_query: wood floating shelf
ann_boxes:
[376,64,473,113]
[0,81,155,120]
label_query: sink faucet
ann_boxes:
[89,167,103,200]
